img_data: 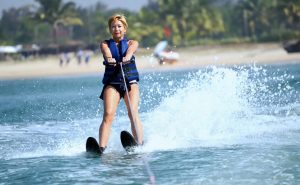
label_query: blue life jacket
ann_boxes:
[102,38,139,84]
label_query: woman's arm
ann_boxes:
[100,41,116,65]
[123,40,139,62]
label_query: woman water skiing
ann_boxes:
[98,14,143,154]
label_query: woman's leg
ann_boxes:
[124,83,144,144]
[99,86,120,148]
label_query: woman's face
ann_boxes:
[110,20,126,40]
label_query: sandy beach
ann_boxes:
[1,43,300,80]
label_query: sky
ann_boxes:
[0,0,149,15]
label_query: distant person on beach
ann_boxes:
[59,52,70,66]
[59,53,64,66]
[76,49,83,65]
[84,50,93,64]
[66,52,71,65]
[98,14,144,154]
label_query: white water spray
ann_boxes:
[142,66,299,151]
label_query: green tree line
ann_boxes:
[0,0,299,47]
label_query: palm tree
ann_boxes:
[35,0,83,43]
[276,0,300,30]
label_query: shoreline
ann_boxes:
[1,43,300,80]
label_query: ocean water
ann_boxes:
[0,63,300,185]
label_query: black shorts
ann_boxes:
[99,82,137,100]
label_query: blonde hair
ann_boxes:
[108,14,128,30]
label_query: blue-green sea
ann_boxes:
[1,63,300,184]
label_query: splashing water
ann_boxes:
[142,65,300,151]
[1,65,299,159]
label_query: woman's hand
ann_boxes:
[122,56,131,64]
[107,57,117,66]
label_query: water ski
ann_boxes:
[86,137,102,155]
[120,130,138,152]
